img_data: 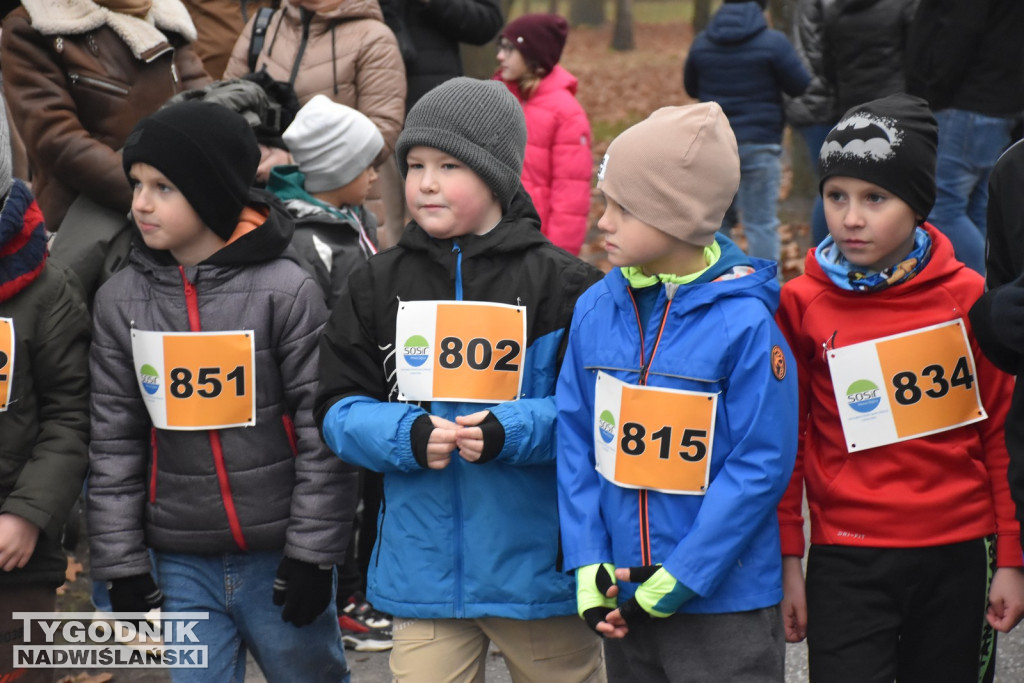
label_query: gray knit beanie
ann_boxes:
[396,77,526,210]
[0,90,12,202]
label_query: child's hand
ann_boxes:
[454,410,505,464]
[987,567,1024,633]
[781,556,808,642]
[425,415,459,470]
[0,513,40,571]
[598,565,695,639]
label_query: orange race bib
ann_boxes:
[0,318,13,412]
[593,371,717,495]
[827,319,986,452]
[395,301,526,403]
[131,329,256,430]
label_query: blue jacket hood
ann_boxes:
[706,2,767,45]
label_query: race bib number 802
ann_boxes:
[395,301,526,403]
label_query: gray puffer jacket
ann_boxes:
[87,190,356,580]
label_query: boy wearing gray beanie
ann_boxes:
[88,100,357,682]
[316,77,606,680]
[556,102,799,681]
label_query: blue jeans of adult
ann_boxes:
[156,550,349,683]
[929,108,1016,275]
[796,123,834,245]
[721,143,782,262]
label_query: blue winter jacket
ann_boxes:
[684,1,810,144]
[556,239,799,614]
[316,190,602,619]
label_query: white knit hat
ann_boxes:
[283,95,384,193]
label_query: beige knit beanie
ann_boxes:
[596,102,740,247]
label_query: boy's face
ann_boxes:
[597,193,686,273]
[823,176,919,273]
[405,146,503,240]
[320,164,379,208]
[129,162,225,266]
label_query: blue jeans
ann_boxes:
[929,108,1016,275]
[796,123,835,245]
[721,143,783,262]
[156,551,349,683]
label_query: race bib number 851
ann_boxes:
[131,329,256,430]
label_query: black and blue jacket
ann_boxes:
[315,190,602,619]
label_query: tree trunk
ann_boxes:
[611,0,634,51]
[693,0,713,33]
[569,0,605,27]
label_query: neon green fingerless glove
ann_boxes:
[618,565,696,625]
[576,563,617,633]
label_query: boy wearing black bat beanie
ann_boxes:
[88,100,357,682]
[315,77,605,681]
[776,92,1024,682]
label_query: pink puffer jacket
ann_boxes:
[503,65,592,255]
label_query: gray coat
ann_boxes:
[87,194,355,580]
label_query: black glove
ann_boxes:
[108,573,164,614]
[470,411,505,465]
[990,278,1024,353]
[273,557,333,627]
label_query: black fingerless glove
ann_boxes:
[471,411,505,465]
[272,557,333,627]
[410,413,434,469]
[108,574,164,614]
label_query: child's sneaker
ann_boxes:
[338,592,392,652]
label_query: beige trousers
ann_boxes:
[390,613,606,683]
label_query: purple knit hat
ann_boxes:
[501,13,568,74]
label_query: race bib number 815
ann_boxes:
[593,372,717,495]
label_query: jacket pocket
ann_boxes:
[68,72,130,97]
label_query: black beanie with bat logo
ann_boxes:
[819,93,938,219]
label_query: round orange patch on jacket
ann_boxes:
[771,345,786,381]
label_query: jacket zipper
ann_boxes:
[68,72,129,96]
[451,239,466,614]
[178,267,249,551]
[149,428,159,504]
[626,286,674,566]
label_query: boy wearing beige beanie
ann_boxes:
[556,101,799,681]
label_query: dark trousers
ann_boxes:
[0,583,55,683]
[604,605,784,682]
[806,539,996,683]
